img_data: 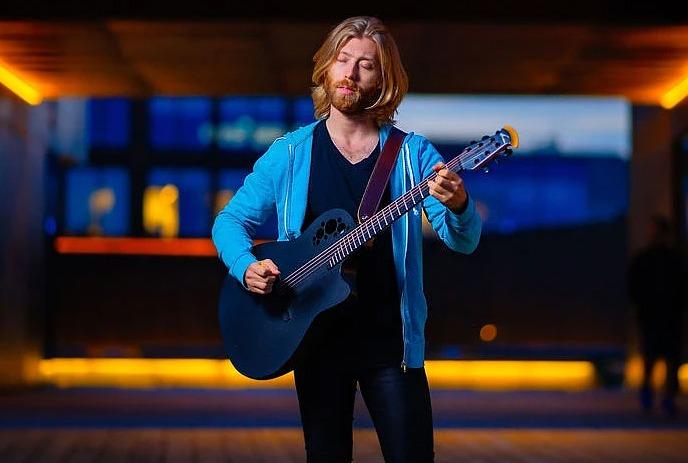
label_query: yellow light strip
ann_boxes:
[427,360,596,391]
[0,62,42,105]
[660,75,688,109]
[38,358,599,390]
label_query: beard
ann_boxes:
[325,76,380,115]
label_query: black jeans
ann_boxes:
[294,355,435,463]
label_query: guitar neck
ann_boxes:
[281,126,517,288]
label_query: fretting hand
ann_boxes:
[427,162,468,213]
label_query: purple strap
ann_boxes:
[357,127,407,223]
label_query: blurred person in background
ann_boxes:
[628,215,686,417]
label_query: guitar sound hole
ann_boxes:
[325,219,337,234]
[312,216,349,246]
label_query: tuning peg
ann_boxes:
[470,140,477,145]
[482,167,490,174]
[481,135,490,141]
[505,148,513,156]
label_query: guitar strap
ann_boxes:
[357,126,407,224]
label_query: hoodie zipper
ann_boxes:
[284,143,294,240]
[400,141,412,373]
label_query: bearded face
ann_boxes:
[325,74,381,115]
[324,37,382,116]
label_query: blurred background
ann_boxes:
[1,1,688,461]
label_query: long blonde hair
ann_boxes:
[311,16,408,127]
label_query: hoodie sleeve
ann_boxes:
[417,136,482,254]
[211,140,281,288]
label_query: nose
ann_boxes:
[345,62,359,81]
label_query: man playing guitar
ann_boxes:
[212,16,482,462]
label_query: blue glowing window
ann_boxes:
[218,97,287,152]
[88,98,131,149]
[293,96,316,127]
[460,157,628,234]
[149,98,212,151]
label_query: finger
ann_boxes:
[253,280,268,291]
[253,266,270,278]
[254,264,277,278]
[436,169,459,181]
[261,280,274,294]
[434,177,457,190]
[429,181,451,198]
[262,259,281,274]
[432,162,445,172]
[429,188,449,203]
[430,177,457,192]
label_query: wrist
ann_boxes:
[449,196,468,215]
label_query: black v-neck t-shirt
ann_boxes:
[300,120,402,367]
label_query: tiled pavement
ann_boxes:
[1,388,686,462]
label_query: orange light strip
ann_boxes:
[37,358,601,390]
[55,237,219,256]
[54,237,269,256]
[660,75,688,109]
[0,61,42,105]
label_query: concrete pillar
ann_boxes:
[0,97,49,387]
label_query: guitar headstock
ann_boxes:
[458,125,519,172]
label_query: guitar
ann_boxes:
[218,126,519,379]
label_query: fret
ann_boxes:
[395,201,401,215]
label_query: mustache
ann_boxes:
[333,78,359,92]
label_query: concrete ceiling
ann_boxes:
[0,17,687,104]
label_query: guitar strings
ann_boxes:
[280,140,498,289]
[280,138,506,289]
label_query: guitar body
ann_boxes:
[218,209,356,380]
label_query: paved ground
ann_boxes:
[1,388,686,462]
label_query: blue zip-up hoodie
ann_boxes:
[212,120,482,369]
